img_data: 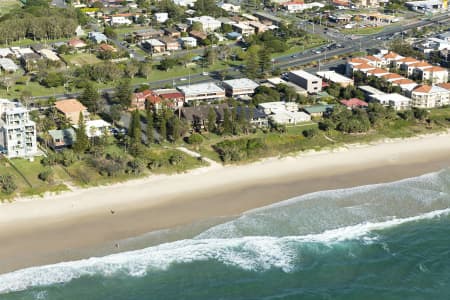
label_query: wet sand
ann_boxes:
[0,133,450,273]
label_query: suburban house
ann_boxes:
[164,28,181,38]
[180,37,197,48]
[222,78,259,97]
[316,71,354,87]
[177,104,228,130]
[0,99,37,158]
[411,85,450,108]
[235,106,269,128]
[340,98,369,109]
[68,38,87,49]
[133,29,164,42]
[258,102,311,125]
[177,82,226,102]
[75,119,111,138]
[303,104,334,117]
[159,37,180,51]
[55,99,90,125]
[231,23,255,36]
[189,30,208,42]
[288,70,322,94]
[99,43,117,52]
[142,39,165,53]
[154,89,185,108]
[88,32,108,44]
[131,90,159,110]
[154,12,169,23]
[0,58,19,73]
[48,128,76,151]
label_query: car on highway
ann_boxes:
[180,78,187,81]
[202,72,209,76]
[291,54,298,58]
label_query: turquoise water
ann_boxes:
[2,170,450,299]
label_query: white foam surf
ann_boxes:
[1,207,449,295]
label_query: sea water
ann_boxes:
[1,169,450,299]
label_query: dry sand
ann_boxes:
[0,133,450,273]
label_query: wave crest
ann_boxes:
[0,208,449,295]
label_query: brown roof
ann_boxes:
[412,85,432,93]
[438,82,450,90]
[383,51,400,59]
[55,99,87,114]
[353,63,375,70]
[366,55,381,62]
[366,68,388,75]
[349,58,369,64]
[409,61,431,68]
[382,73,404,80]
[391,78,415,85]
[427,66,447,72]
[398,57,419,63]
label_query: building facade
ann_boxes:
[288,70,322,94]
[0,99,37,158]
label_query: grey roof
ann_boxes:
[179,104,229,122]
[48,128,76,146]
[235,106,267,120]
[303,104,334,114]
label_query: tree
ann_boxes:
[73,112,89,154]
[0,175,17,194]
[258,46,271,76]
[159,58,178,71]
[207,107,217,133]
[139,61,152,79]
[110,104,122,126]
[125,61,139,78]
[115,79,132,107]
[79,83,100,114]
[245,49,259,79]
[187,133,203,149]
[0,76,16,93]
[158,111,167,141]
[222,108,233,135]
[129,109,142,142]
[104,26,117,39]
[146,109,154,145]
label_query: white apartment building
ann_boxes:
[110,16,132,26]
[411,85,450,108]
[287,70,322,94]
[177,82,226,102]
[186,16,221,32]
[222,78,259,97]
[0,99,37,158]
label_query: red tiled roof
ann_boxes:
[383,51,400,59]
[55,99,87,114]
[159,92,184,99]
[392,78,415,85]
[382,73,403,80]
[340,98,368,108]
[413,85,432,93]
[438,82,450,90]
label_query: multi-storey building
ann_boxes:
[411,85,450,108]
[0,99,37,158]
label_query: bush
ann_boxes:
[187,133,203,145]
[303,128,319,138]
[214,137,265,163]
[0,175,17,194]
[38,169,54,183]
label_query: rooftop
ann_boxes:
[223,78,259,90]
[316,71,353,83]
[178,82,225,96]
[55,99,87,114]
[289,69,321,81]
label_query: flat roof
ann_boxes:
[178,82,224,96]
[371,93,411,104]
[289,69,321,81]
[358,85,386,95]
[223,78,259,90]
[0,58,18,70]
[316,71,353,83]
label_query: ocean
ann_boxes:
[1,169,450,299]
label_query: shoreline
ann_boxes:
[1,132,450,273]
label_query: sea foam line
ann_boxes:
[0,207,449,295]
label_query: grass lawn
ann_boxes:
[272,36,326,59]
[0,37,70,48]
[61,53,102,66]
[341,26,385,35]
[0,0,20,16]
[0,157,70,200]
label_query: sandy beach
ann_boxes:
[1,132,450,273]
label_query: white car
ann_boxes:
[202,72,209,76]
[180,78,187,81]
